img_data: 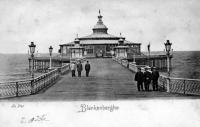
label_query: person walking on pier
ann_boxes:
[70,62,76,77]
[85,61,91,77]
[143,67,152,91]
[77,61,83,77]
[134,68,144,91]
[152,67,160,91]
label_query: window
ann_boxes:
[85,45,93,54]
[86,49,93,54]
[106,45,111,51]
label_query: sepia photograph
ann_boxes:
[0,0,200,126]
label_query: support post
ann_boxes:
[166,77,170,92]
[166,54,170,92]
[50,57,52,69]
[31,54,34,79]
[31,79,34,95]
[183,80,186,94]
[16,82,19,97]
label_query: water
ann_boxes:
[171,51,200,79]
[0,51,199,82]
[0,54,41,82]
[0,54,28,82]
[144,51,200,79]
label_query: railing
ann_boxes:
[112,57,121,64]
[159,76,200,95]
[113,57,200,96]
[129,62,137,72]
[0,79,32,98]
[121,60,129,68]
[158,75,168,91]
[0,64,70,99]
[58,64,70,75]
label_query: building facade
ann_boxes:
[59,11,141,58]
[29,11,172,71]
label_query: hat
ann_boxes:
[145,66,151,70]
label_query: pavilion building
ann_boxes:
[59,11,141,58]
[29,11,172,72]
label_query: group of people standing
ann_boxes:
[70,60,159,92]
[70,61,91,77]
[134,67,160,92]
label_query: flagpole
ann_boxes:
[147,42,150,67]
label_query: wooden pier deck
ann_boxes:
[8,58,197,101]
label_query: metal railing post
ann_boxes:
[167,77,170,92]
[16,82,19,97]
[31,79,34,95]
[183,80,186,94]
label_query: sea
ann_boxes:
[0,51,199,82]
[170,51,200,79]
[0,54,42,82]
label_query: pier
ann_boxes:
[0,10,199,100]
[1,58,200,100]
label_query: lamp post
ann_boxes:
[49,46,53,69]
[164,40,172,92]
[29,42,36,79]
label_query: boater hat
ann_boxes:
[145,66,151,70]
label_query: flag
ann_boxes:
[147,43,150,53]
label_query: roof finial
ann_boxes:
[99,9,101,15]
[120,33,122,37]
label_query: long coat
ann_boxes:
[152,71,159,82]
[143,71,152,84]
[85,63,91,72]
[77,63,83,72]
[134,72,144,83]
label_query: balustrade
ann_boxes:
[0,64,70,99]
[113,58,200,96]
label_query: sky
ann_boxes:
[0,0,200,53]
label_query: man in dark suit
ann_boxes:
[77,61,83,77]
[134,68,144,91]
[152,67,160,91]
[85,61,91,77]
[143,67,152,91]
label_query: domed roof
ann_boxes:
[92,10,108,34]
[93,23,107,29]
